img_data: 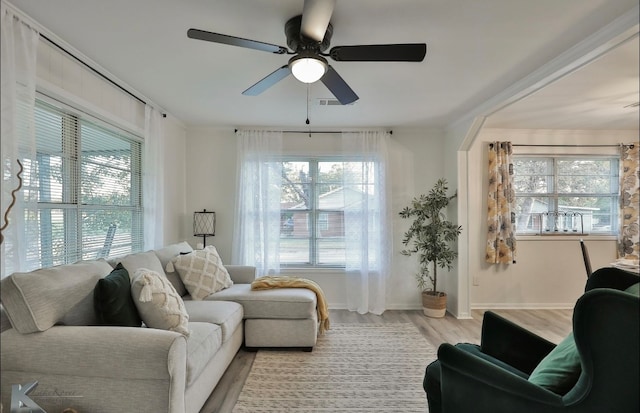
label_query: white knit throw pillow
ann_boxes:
[130,268,190,336]
[171,246,233,300]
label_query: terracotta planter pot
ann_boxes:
[422,291,447,318]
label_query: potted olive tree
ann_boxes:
[399,179,462,318]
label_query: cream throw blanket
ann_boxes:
[251,276,330,334]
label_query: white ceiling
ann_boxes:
[7,0,640,130]
[485,35,639,129]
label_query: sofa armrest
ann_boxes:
[1,325,187,380]
[226,265,257,284]
[438,343,563,412]
[480,311,556,375]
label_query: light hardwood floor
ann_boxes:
[200,308,573,413]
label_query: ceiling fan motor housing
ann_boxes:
[285,15,333,52]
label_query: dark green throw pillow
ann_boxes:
[94,263,142,327]
[528,332,580,395]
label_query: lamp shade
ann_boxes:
[193,210,216,236]
[289,53,328,84]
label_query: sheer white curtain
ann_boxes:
[341,131,393,315]
[1,5,39,277]
[232,130,283,276]
[143,105,165,250]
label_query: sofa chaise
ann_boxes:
[0,241,320,413]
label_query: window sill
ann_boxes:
[280,267,346,275]
[517,234,617,241]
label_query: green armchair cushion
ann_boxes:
[625,282,640,296]
[528,332,580,395]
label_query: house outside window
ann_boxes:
[279,158,373,267]
[28,99,144,269]
[513,155,619,235]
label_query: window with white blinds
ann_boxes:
[30,99,143,268]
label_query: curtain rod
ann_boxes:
[234,129,393,135]
[40,34,167,118]
[511,143,634,148]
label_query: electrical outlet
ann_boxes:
[472,276,480,286]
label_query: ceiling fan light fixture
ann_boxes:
[289,53,328,83]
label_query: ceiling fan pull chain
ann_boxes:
[306,84,311,134]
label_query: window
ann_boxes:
[28,99,143,268]
[513,156,619,235]
[279,159,373,267]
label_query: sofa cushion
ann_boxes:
[206,284,316,319]
[183,300,243,343]
[172,246,233,300]
[94,263,142,327]
[131,268,190,336]
[528,332,581,395]
[58,291,101,327]
[119,251,166,279]
[185,322,223,387]
[0,260,113,333]
[154,241,193,296]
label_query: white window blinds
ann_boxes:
[30,99,143,269]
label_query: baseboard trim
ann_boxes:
[471,303,574,310]
[327,303,424,311]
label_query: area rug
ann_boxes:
[232,323,436,413]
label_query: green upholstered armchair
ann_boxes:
[424,267,640,413]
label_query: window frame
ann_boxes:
[31,97,144,268]
[279,156,366,269]
[513,154,619,235]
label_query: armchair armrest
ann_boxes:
[439,343,563,413]
[481,311,556,375]
[1,325,187,380]
[585,267,639,292]
[226,265,257,284]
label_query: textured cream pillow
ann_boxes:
[130,268,190,336]
[172,246,233,300]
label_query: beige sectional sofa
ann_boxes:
[0,241,319,413]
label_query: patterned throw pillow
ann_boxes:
[171,246,233,300]
[130,268,190,336]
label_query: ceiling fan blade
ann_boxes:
[242,66,291,96]
[301,0,336,42]
[329,43,427,62]
[321,66,359,105]
[188,28,287,54]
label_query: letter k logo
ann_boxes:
[10,381,45,413]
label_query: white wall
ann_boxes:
[467,128,638,309]
[184,127,447,310]
[36,40,145,135]
[162,115,187,245]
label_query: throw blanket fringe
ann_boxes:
[251,276,330,334]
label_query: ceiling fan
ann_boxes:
[187,0,426,105]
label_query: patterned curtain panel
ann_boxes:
[619,143,639,260]
[485,142,517,264]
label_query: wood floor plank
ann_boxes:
[200,308,573,412]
